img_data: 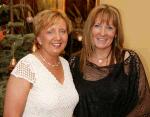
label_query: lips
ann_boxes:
[51,43,62,48]
[96,37,106,41]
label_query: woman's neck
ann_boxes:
[89,47,112,66]
[36,49,60,64]
[94,48,112,59]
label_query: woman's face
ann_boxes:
[91,16,116,50]
[37,18,68,56]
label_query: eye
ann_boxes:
[60,29,67,34]
[47,29,54,34]
[106,25,115,31]
[47,31,52,34]
[93,24,102,29]
[94,24,98,27]
[107,26,113,29]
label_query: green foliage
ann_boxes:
[0,33,35,115]
[7,22,24,27]
[0,33,35,68]
[0,79,7,117]
[0,1,35,115]
[0,4,9,14]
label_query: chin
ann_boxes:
[53,50,63,55]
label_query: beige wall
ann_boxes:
[100,0,150,83]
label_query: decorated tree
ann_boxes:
[0,0,35,115]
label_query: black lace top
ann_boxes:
[70,49,150,117]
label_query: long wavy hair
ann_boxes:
[80,4,124,71]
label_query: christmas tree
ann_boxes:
[0,1,34,115]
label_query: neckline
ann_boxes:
[83,54,132,83]
[30,54,66,86]
[81,61,118,83]
[38,52,61,68]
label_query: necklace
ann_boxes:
[38,53,61,67]
[97,50,112,64]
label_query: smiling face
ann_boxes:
[37,18,68,56]
[92,16,116,50]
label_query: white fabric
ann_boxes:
[11,54,79,117]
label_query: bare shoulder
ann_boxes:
[123,49,140,60]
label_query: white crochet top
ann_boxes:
[11,54,79,117]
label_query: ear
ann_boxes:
[37,37,42,45]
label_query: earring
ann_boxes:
[32,42,37,52]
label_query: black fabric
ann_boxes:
[69,49,150,117]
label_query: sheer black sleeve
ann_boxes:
[69,56,80,79]
[127,51,150,117]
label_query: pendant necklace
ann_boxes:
[38,53,61,67]
[97,50,112,64]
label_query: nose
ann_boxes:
[55,32,61,40]
[101,27,106,36]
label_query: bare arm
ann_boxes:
[3,75,32,117]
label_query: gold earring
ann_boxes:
[32,42,37,52]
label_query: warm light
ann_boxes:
[62,0,65,11]
[95,0,100,6]
[77,35,82,41]
[26,11,33,23]
[10,57,17,66]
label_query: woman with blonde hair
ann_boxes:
[4,9,79,117]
